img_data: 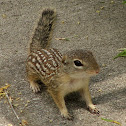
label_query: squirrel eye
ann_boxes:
[74,60,83,66]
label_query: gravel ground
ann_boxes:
[0,0,126,126]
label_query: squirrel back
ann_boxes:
[29,8,56,53]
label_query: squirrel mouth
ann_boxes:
[86,70,99,75]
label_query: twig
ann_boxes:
[5,90,22,125]
[55,38,66,40]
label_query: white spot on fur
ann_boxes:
[28,56,31,59]
[36,63,40,69]
[32,58,36,62]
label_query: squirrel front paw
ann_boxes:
[30,82,40,93]
[88,105,100,115]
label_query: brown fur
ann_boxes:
[26,9,100,120]
[29,8,56,53]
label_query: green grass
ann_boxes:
[114,49,126,59]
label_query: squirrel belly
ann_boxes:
[26,8,100,120]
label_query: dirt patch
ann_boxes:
[0,0,126,126]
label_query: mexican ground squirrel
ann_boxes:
[26,8,100,119]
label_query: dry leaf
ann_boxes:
[61,21,65,24]
[85,36,88,40]
[111,1,114,3]
[8,124,13,126]
[16,97,20,101]
[18,92,22,95]
[2,14,7,18]
[13,104,19,107]
[98,89,102,92]
[21,119,28,126]
[102,64,106,67]
[25,104,28,107]
[96,10,100,13]
[4,100,7,104]
[0,84,11,93]
[49,119,53,123]
[27,100,30,103]
[0,92,5,96]
[100,6,104,9]
[9,96,13,103]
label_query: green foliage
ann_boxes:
[123,0,126,4]
[114,49,126,59]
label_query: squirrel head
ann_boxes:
[62,49,100,78]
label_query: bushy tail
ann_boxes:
[29,8,56,53]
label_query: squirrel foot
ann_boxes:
[88,105,100,115]
[61,113,74,120]
[30,82,40,93]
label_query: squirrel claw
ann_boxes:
[88,106,100,116]
[62,113,74,120]
[30,83,40,93]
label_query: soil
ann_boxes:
[0,0,126,126]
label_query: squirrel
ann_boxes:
[26,8,100,120]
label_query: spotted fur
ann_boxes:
[27,48,62,80]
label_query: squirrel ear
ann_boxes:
[62,55,67,65]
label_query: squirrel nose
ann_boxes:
[96,71,99,74]
[95,68,100,74]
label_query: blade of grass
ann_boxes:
[101,118,122,126]
[114,49,126,59]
